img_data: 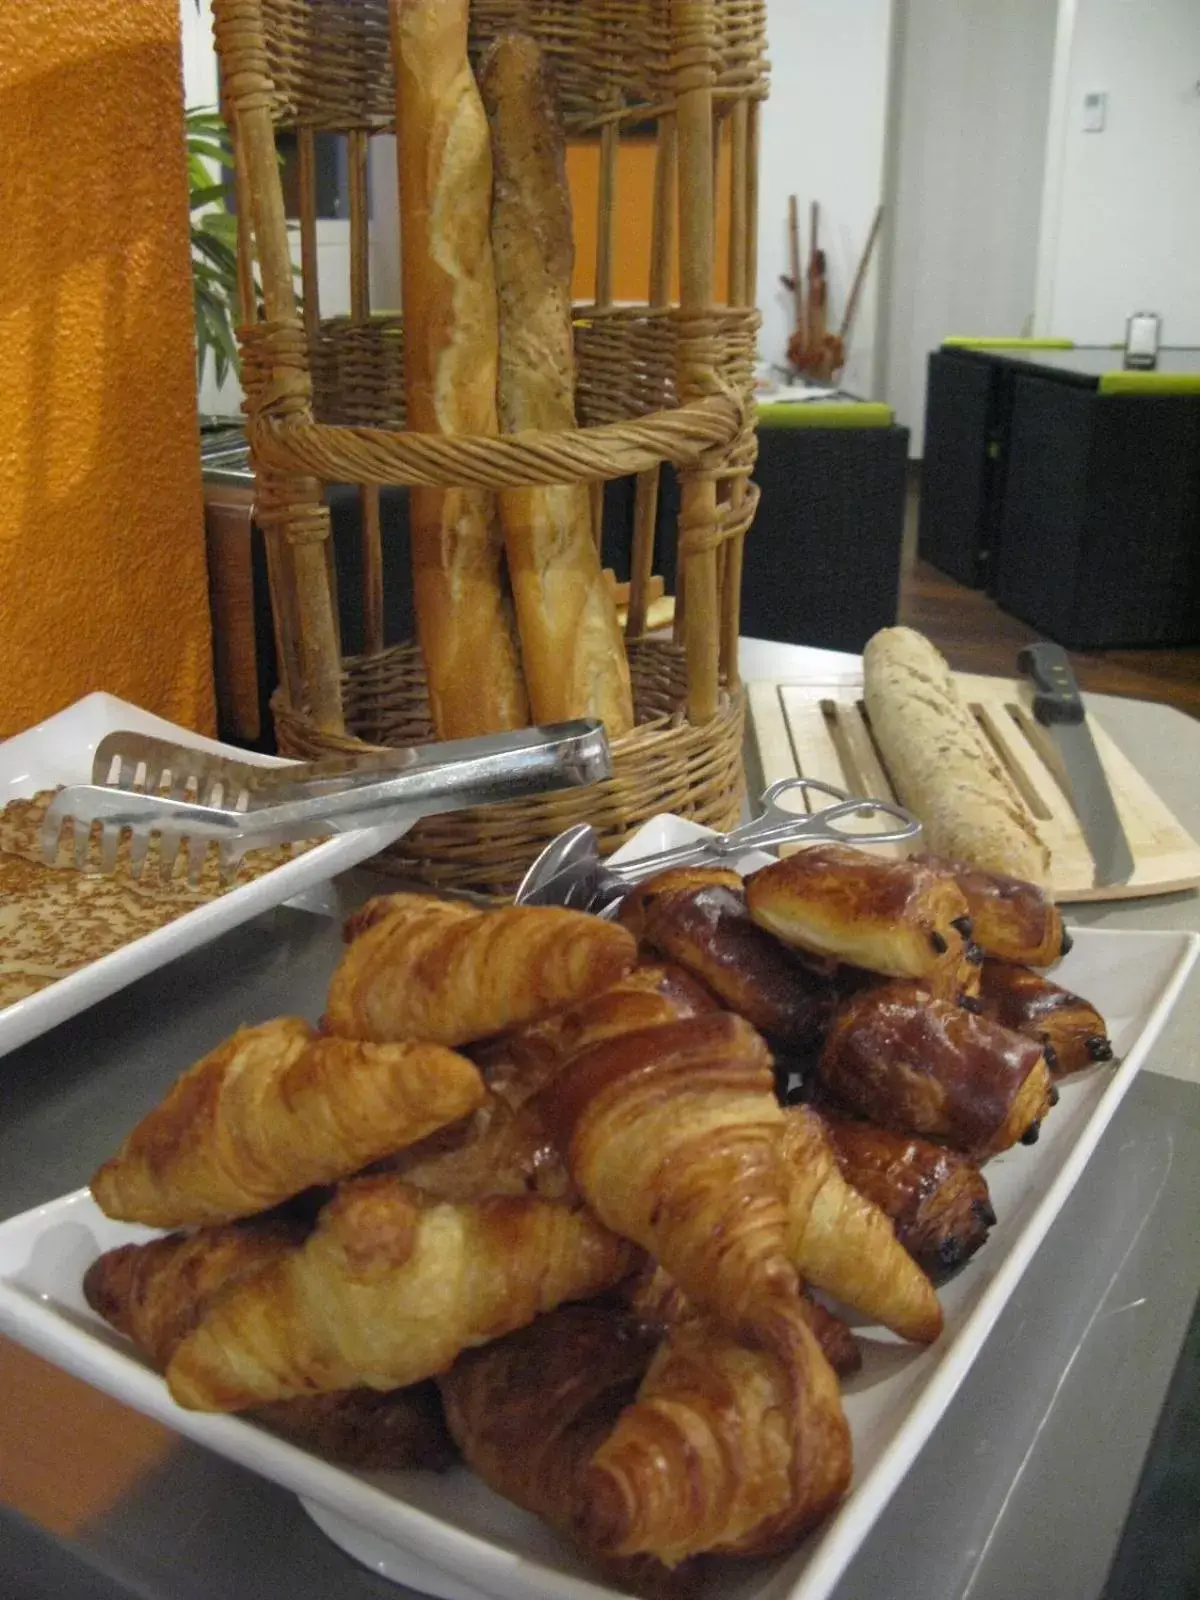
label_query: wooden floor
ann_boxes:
[895,484,1200,720]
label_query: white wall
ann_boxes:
[182,0,241,415]
[180,0,400,417]
[879,0,1058,452]
[1036,0,1200,344]
[757,0,894,396]
[180,0,218,106]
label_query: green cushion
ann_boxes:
[941,336,1074,350]
[756,400,894,429]
[1098,372,1200,396]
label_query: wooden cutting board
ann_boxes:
[746,674,1200,902]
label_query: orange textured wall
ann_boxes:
[0,1,215,738]
[567,133,732,305]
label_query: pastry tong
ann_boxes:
[514,776,923,917]
[41,722,612,886]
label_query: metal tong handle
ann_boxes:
[90,730,425,803]
[46,720,612,883]
[603,776,921,882]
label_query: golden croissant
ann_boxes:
[381,963,715,1208]
[323,893,637,1046]
[779,1106,943,1343]
[372,1088,575,1204]
[83,1225,457,1469]
[535,1010,803,1359]
[166,1175,636,1411]
[819,980,1054,1157]
[623,1259,862,1379]
[475,960,719,1113]
[90,1017,485,1228]
[83,1221,302,1369]
[84,1225,456,1469]
[582,1311,851,1567]
[746,845,971,982]
[439,1305,686,1598]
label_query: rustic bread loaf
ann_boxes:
[863,627,1051,886]
[390,0,529,737]
[480,34,634,737]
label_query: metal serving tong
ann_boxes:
[42,721,611,886]
[515,776,922,918]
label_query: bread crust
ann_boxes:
[480,34,633,736]
[863,628,1051,885]
[392,0,529,736]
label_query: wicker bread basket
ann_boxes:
[213,0,768,896]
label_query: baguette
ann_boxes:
[862,627,1051,885]
[480,34,634,737]
[390,0,529,737]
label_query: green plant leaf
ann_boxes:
[185,100,266,392]
[186,110,231,141]
[201,212,239,243]
[194,283,239,387]
[190,182,229,211]
[192,229,240,280]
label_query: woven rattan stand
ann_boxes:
[214,0,768,895]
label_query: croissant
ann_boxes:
[820,1114,995,1279]
[581,1311,851,1566]
[83,1221,303,1369]
[916,854,1068,967]
[83,1227,456,1470]
[255,1384,457,1471]
[90,1018,485,1228]
[622,1259,862,1379]
[819,981,1054,1157]
[534,1011,803,1357]
[778,1106,943,1343]
[475,960,718,1113]
[371,1088,575,1203]
[342,891,473,944]
[439,1306,686,1599]
[976,960,1112,1076]
[746,845,971,982]
[324,894,637,1046]
[618,867,835,1047]
[166,1176,635,1411]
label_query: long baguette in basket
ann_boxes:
[390,0,529,737]
[480,34,634,737]
[863,627,1051,886]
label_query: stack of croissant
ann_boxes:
[83,843,1111,1594]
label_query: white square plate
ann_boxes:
[0,814,1195,1600]
[0,692,415,1058]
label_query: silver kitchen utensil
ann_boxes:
[43,721,611,887]
[1017,642,1135,888]
[88,729,423,804]
[514,776,922,916]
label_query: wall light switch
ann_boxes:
[1083,91,1107,132]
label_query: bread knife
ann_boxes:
[1017,642,1135,888]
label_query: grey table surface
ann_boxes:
[1,681,1198,1600]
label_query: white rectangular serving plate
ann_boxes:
[0,692,414,1058]
[0,814,1195,1600]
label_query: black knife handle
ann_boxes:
[1017,642,1085,726]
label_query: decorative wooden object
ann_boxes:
[746,673,1200,902]
[213,0,768,895]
